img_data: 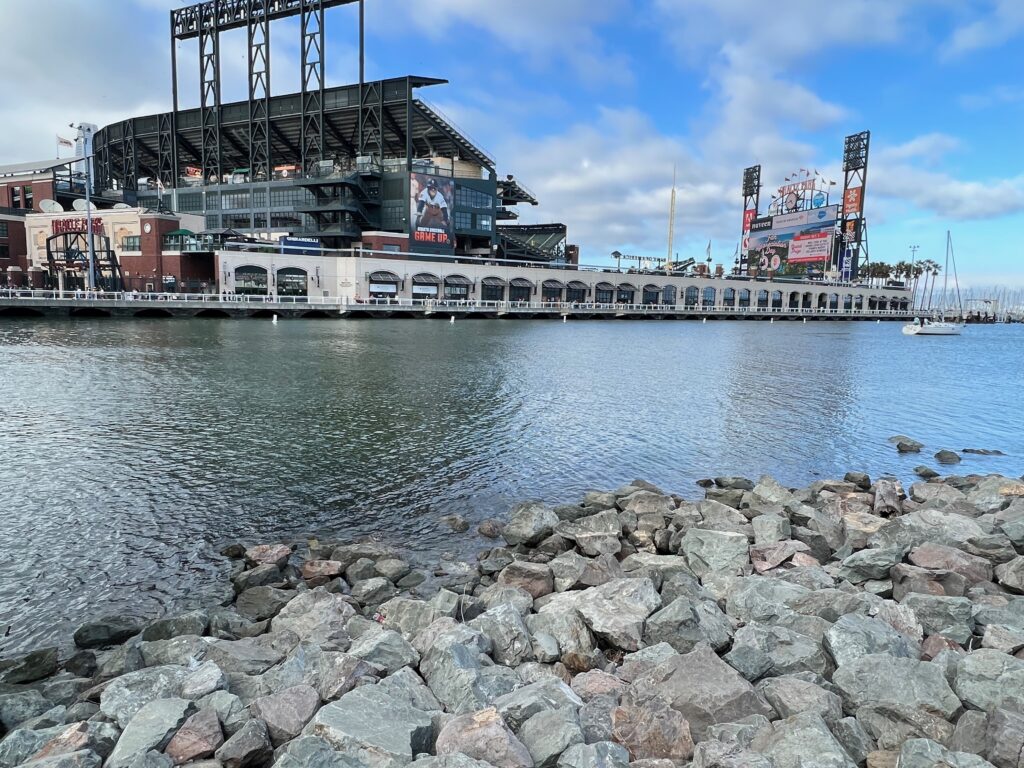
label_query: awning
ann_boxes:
[444,275,472,286]
[617,283,637,291]
[510,277,534,288]
[369,270,400,282]
[412,272,441,284]
[164,228,194,237]
[595,281,615,291]
[482,276,506,287]
[543,279,565,290]
[567,280,588,290]
[643,284,661,292]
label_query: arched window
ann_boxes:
[509,277,533,302]
[771,290,783,309]
[829,293,839,310]
[788,292,800,309]
[757,290,769,308]
[595,282,615,304]
[276,267,307,296]
[684,286,699,307]
[802,292,813,309]
[818,293,829,309]
[542,279,564,302]
[444,274,472,300]
[617,283,637,304]
[855,295,864,310]
[566,280,588,303]
[235,265,268,295]
[723,288,736,306]
[412,272,442,300]
[661,285,677,305]
[369,270,401,299]
[481,276,505,302]
[843,294,853,310]
[738,289,751,308]
[702,287,716,307]
[642,284,662,305]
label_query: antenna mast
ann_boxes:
[667,165,677,267]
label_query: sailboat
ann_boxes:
[902,231,965,336]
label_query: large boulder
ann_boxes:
[498,562,554,600]
[891,564,968,602]
[305,685,433,768]
[556,742,629,768]
[749,712,856,768]
[105,698,195,768]
[435,707,532,768]
[493,678,583,732]
[141,611,210,642]
[554,511,622,557]
[832,654,961,720]
[203,636,287,677]
[731,623,832,677]
[468,604,534,667]
[641,597,733,654]
[419,629,519,714]
[163,707,224,764]
[214,717,272,768]
[610,695,693,762]
[73,616,144,649]
[757,676,844,725]
[519,707,584,767]
[100,666,189,728]
[503,502,560,547]
[824,614,920,668]
[901,593,975,644]
[250,684,320,746]
[271,588,354,647]
[985,708,1024,768]
[626,644,773,741]
[680,530,749,577]
[273,735,371,768]
[235,587,294,622]
[348,629,420,674]
[538,578,660,652]
[954,649,1024,713]
[895,738,995,768]
[996,557,1024,593]
[549,552,621,592]
[868,510,998,556]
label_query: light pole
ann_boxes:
[71,123,96,291]
[611,250,622,272]
[909,244,919,309]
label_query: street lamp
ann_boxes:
[611,250,622,272]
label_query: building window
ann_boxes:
[252,190,267,207]
[455,187,494,209]
[122,236,141,251]
[11,187,21,207]
[0,222,7,237]
[453,212,472,230]
[205,214,220,228]
[205,192,220,210]
[253,214,267,229]
[476,215,492,230]
[269,188,310,207]
[23,186,33,209]
[224,213,251,229]
[270,213,302,230]
[0,244,8,259]
[177,193,202,212]
[222,191,251,210]
[595,287,614,304]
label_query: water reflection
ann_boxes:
[0,318,1020,653]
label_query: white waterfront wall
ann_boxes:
[215,249,912,310]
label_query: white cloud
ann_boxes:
[959,84,1024,110]
[946,0,1024,56]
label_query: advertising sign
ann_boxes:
[843,187,863,215]
[750,216,773,232]
[742,208,756,233]
[410,173,455,254]
[280,236,321,256]
[51,218,104,235]
[746,205,838,275]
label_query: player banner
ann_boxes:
[410,173,455,254]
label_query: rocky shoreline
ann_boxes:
[1,469,1024,768]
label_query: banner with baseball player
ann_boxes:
[410,173,455,253]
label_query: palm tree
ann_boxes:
[927,263,942,310]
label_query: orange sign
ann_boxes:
[843,187,863,215]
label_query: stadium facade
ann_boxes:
[90,0,567,263]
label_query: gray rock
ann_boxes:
[100,665,189,728]
[680,529,749,577]
[732,622,832,677]
[419,630,519,713]
[250,684,320,746]
[0,724,68,768]
[985,707,1024,768]
[896,738,994,768]
[723,645,774,682]
[493,678,583,732]
[554,511,623,557]
[375,667,443,712]
[569,671,625,703]
[181,661,227,699]
[752,514,791,546]
[105,698,194,768]
[837,547,903,584]
[197,690,249,737]
[1,647,58,685]
[138,635,207,668]
[548,552,621,593]
[832,716,875,767]
[141,611,209,642]
[348,629,420,673]
[726,577,810,623]
[949,710,988,757]
[232,563,283,593]
[936,450,963,464]
[304,684,432,768]
[538,578,660,652]
[163,707,224,764]
[891,563,968,602]
[915,466,940,479]
[497,562,554,600]
[897,440,924,453]
[526,610,596,666]
[824,614,919,668]
[901,593,976,644]
[20,751,104,768]
[73,616,144,649]
[379,597,440,640]
[214,718,272,768]
[273,735,369,768]
[954,649,1024,713]
[27,721,121,763]
[469,604,534,667]
[579,695,617,744]
[757,676,843,725]
[272,588,354,647]
[833,653,961,720]
[503,502,560,547]
[314,652,380,702]
[642,596,733,654]
[478,519,506,539]
[996,556,1024,593]
[329,542,394,569]
[435,707,531,768]
[345,558,377,583]
[749,712,856,768]
[556,741,629,768]
[478,584,534,615]
[203,637,286,677]
[626,644,773,741]
[519,707,584,767]
[868,509,989,554]
[235,587,294,622]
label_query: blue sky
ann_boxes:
[1,0,1022,285]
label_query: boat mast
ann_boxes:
[667,165,677,268]
[948,230,964,320]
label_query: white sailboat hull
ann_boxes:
[902,322,963,336]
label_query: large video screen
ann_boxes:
[745,205,838,275]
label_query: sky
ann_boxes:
[1,0,1022,286]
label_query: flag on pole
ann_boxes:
[706,240,712,259]
[57,135,74,149]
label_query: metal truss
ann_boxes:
[122,119,137,192]
[358,80,384,161]
[740,165,761,270]
[300,0,325,175]
[248,0,271,181]
[158,112,176,188]
[838,131,870,275]
[172,0,355,41]
[199,0,222,182]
